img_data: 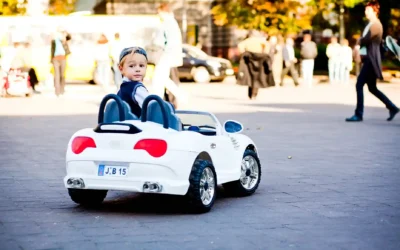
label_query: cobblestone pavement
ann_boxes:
[0,80,399,250]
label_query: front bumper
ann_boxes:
[208,67,234,79]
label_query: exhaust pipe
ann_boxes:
[67,178,85,188]
[143,182,163,193]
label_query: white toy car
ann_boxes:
[64,94,261,213]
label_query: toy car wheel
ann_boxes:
[186,159,217,213]
[223,149,261,196]
[193,66,210,83]
[68,188,107,207]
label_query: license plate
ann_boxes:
[98,165,128,176]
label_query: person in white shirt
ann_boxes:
[94,34,112,92]
[339,39,353,85]
[151,3,188,106]
[110,33,125,88]
[326,36,342,84]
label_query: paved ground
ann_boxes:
[0,78,400,250]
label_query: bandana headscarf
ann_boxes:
[119,46,148,63]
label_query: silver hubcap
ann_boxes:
[199,167,215,206]
[240,155,259,190]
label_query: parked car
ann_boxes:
[91,44,234,85]
[179,44,234,83]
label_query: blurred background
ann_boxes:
[0,0,399,87]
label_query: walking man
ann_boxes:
[346,1,399,122]
[237,30,270,98]
[300,33,318,87]
[280,37,300,87]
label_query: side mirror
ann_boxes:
[224,120,243,134]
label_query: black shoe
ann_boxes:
[387,108,399,121]
[346,115,363,122]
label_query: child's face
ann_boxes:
[119,53,147,82]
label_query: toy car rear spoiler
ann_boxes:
[93,123,142,134]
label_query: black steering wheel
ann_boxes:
[141,95,169,129]
[98,94,126,124]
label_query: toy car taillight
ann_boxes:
[72,136,96,154]
[134,139,167,157]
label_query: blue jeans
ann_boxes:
[355,58,397,117]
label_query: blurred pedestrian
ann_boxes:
[346,1,399,122]
[269,35,283,87]
[281,37,300,87]
[300,33,318,87]
[237,30,270,99]
[95,33,112,92]
[50,27,71,97]
[326,36,341,84]
[152,2,188,107]
[339,39,353,85]
[110,33,124,89]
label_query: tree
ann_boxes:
[211,0,314,35]
[211,0,367,35]
[0,0,28,15]
[48,0,76,15]
[0,0,76,16]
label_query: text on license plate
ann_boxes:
[98,165,128,176]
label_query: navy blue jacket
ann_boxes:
[117,81,147,118]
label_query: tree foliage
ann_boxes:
[211,0,366,35]
[0,0,76,15]
[0,0,28,15]
[48,0,76,15]
[211,0,313,35]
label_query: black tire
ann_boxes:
[68,189,107,207]
[223,149,261,196]
[186,159,217,213]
